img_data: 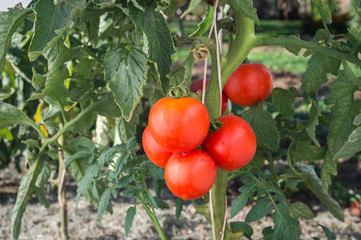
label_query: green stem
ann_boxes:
[253,37,361,66]
[44,95,109,146]
[138,197,166,240]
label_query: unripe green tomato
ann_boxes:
[191,0,207,16]
[175,0,187,7]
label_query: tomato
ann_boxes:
[190,0,207,16]
[224,63,273,106]
[175,0,187,7]
[142,126,173,168]
[201,115,257,171]
[149,97,210,153]
[165,149,217,200]
[190,78,228,115]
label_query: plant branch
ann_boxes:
[253,37,361,66]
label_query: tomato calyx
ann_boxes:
[209,119,222,132]
[169,86,189,99]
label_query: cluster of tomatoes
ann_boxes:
[142,63,273,200]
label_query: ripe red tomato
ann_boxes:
[142,126,173,168]
[165,149,217,200]
[202,115,257,171]
[149,97,210,153]
[224,63,273,106]
[190,78,228,115]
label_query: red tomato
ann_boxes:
[190,79,228,115]
[202,115,257,171]
[224,63,273,106]
[149,97,210,153]
[142,126,173,168]
[165,149,217,200]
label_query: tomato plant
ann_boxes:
[202,115,257,171]
[164,149,217,200]
[148,97,210,153]
[224,63,274,106]
[1,0,361,239]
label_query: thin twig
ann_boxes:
[209,189,216,240]
[58,149,66,208]
[220,195,227,240]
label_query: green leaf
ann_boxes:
[176,198,183,221]
[144,161,165,180]
[0,88,15,101]
[229,0,260,25]
[0,8,28,73]
[34,187,50,208]
[94,96,122,118]
[230,181,257,218]
[45,44,79,73]
[229,222,253,239]
[289,202,315,219]
[279,35,302,55]
[22,139,40,149]
[125,206,136,237]
[272,209,300,240]
[35,162,51,188]
[104,46,148,121]
[319,224,336,240]
[312,0,332,24]
[292,139,326,161]
[306,101,321,146]
[262,226,274,240]
[322,63,361,191]
[245,199,271,223]
[296,163,344,221]
[271,88,294,119]
[129,3,175,89]
[189,6,214,37]
[348,27,361,44]
[42,68,69,108]
[335,113,361,159]
[242,106,280,151]
[301,53,341,95]
[29,0,85,60]
[98,187,113,222]
[180,0,203,18]
[154,197,170,209]
[11,160,43,240]
[115,109,139,143]
[0,101,36,129]
[354,0,361,16]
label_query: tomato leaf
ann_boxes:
[245,199,271,223]
[34,187,50,208]
[242,106,280,151]
[129,2,175,90]
[335,113,361,159]
[272,208,300,240]
[28,0,85,61]
[125,206,136,237]
[230,181,258,218]
[0,101,36,129]
[319,224,336,240]
[229,222,253,239]
[289,202,315,219]
[296,162,343,221]
[305,100,321,146]
[322,63,361,191]
[115,109,140,143]
[104,46,148,121]
[229,0,260,25]
[312,0,332,24]
[301,53,340,95]
[11,160,44,240]
[262,226,274,240]
[175,198,184,221]
[98,187,113,222]
[35,162,51,188]
[0,8,28,73]
[292,139,326,162]
[271,88,295,119]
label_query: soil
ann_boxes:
[1,69,361,240]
